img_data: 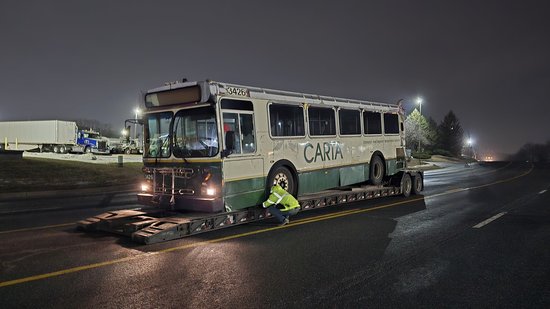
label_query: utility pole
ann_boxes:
[416,97,423,153]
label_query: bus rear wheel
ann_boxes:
[369,155,385,185]
[401,173,412,197]
[267,166,297,196]
[412,174,423,194]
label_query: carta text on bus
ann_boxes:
[303,141,344,163]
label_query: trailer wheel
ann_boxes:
[125,148,132,155]
[59,146,66,154]
[411,174,423,194]
[369,155,385,185]
[267,166,297,196]
[401,173,412,197]
[53,145,60,153]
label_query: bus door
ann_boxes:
[220,99,265,210]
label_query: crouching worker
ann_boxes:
[262,184,300,225]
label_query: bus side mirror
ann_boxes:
[221,149,231,158]
[222,131,235,158]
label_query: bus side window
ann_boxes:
[240,114,255,153]
[223,113,241,154]
[364,111,382,135]
[269,104,305,137]
[383,113,399,134]
[309,107,336,136]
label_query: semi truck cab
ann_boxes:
[77,130,109,153]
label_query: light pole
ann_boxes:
[416,97,423,153]
[134,108,141,140]
[465,138,473,166]
[416,97,423,115]
[467,137,476,160]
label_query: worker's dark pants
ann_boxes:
[268,206,299,223]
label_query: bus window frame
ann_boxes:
[172,106,219,158]
[267,102,306,139]
[219,97,257,156]
[362,110,383,136]
[144,111,174,158]
[383,112,401,136]
[221,109,256,156]
[307,105,337,138]
[338,107,362,137]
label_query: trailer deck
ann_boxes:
[77,176,419,244]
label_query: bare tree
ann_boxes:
[72,118,117,137]
[513,141,550,162]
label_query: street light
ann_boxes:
[133,108,141,139]
[416,97,423,153]
[466,137,476,160]
[416,97,423,115]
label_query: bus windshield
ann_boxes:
[144,107,218,159]
[144,112,173,158]
[172,106,218,158]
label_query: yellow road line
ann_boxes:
[0,208,361,236]
[0,163,534,288]
[0,197,423,288]
[0,162,521,236]
[467,164,533,190]
[474,161,512,176]
[0,223,75,235]
[426,163,533,199]
[0,256,139,288]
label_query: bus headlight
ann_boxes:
[141,183,151,192]
[206,187,216,196]
[201,186,216,196]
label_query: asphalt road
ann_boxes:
[1,161,549,308]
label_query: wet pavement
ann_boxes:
[1,161,549,308]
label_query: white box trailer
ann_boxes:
[0,120,80,152]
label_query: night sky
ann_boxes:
[1,0,549,156]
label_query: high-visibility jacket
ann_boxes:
[262,184,300,211]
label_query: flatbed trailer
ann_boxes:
[77,170,423,244]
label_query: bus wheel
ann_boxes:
[268,166,297,196]
[401,173,412,197]
[369,155,385,185]
[411,174,423,194]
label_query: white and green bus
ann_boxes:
[138,80,408,213]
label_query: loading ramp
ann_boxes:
[77,171,421,244]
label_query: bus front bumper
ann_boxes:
[138,193,224,213]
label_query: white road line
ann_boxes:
[473,212,507,229]
[539,190,547,195]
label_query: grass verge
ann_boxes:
[0,157,143,193]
